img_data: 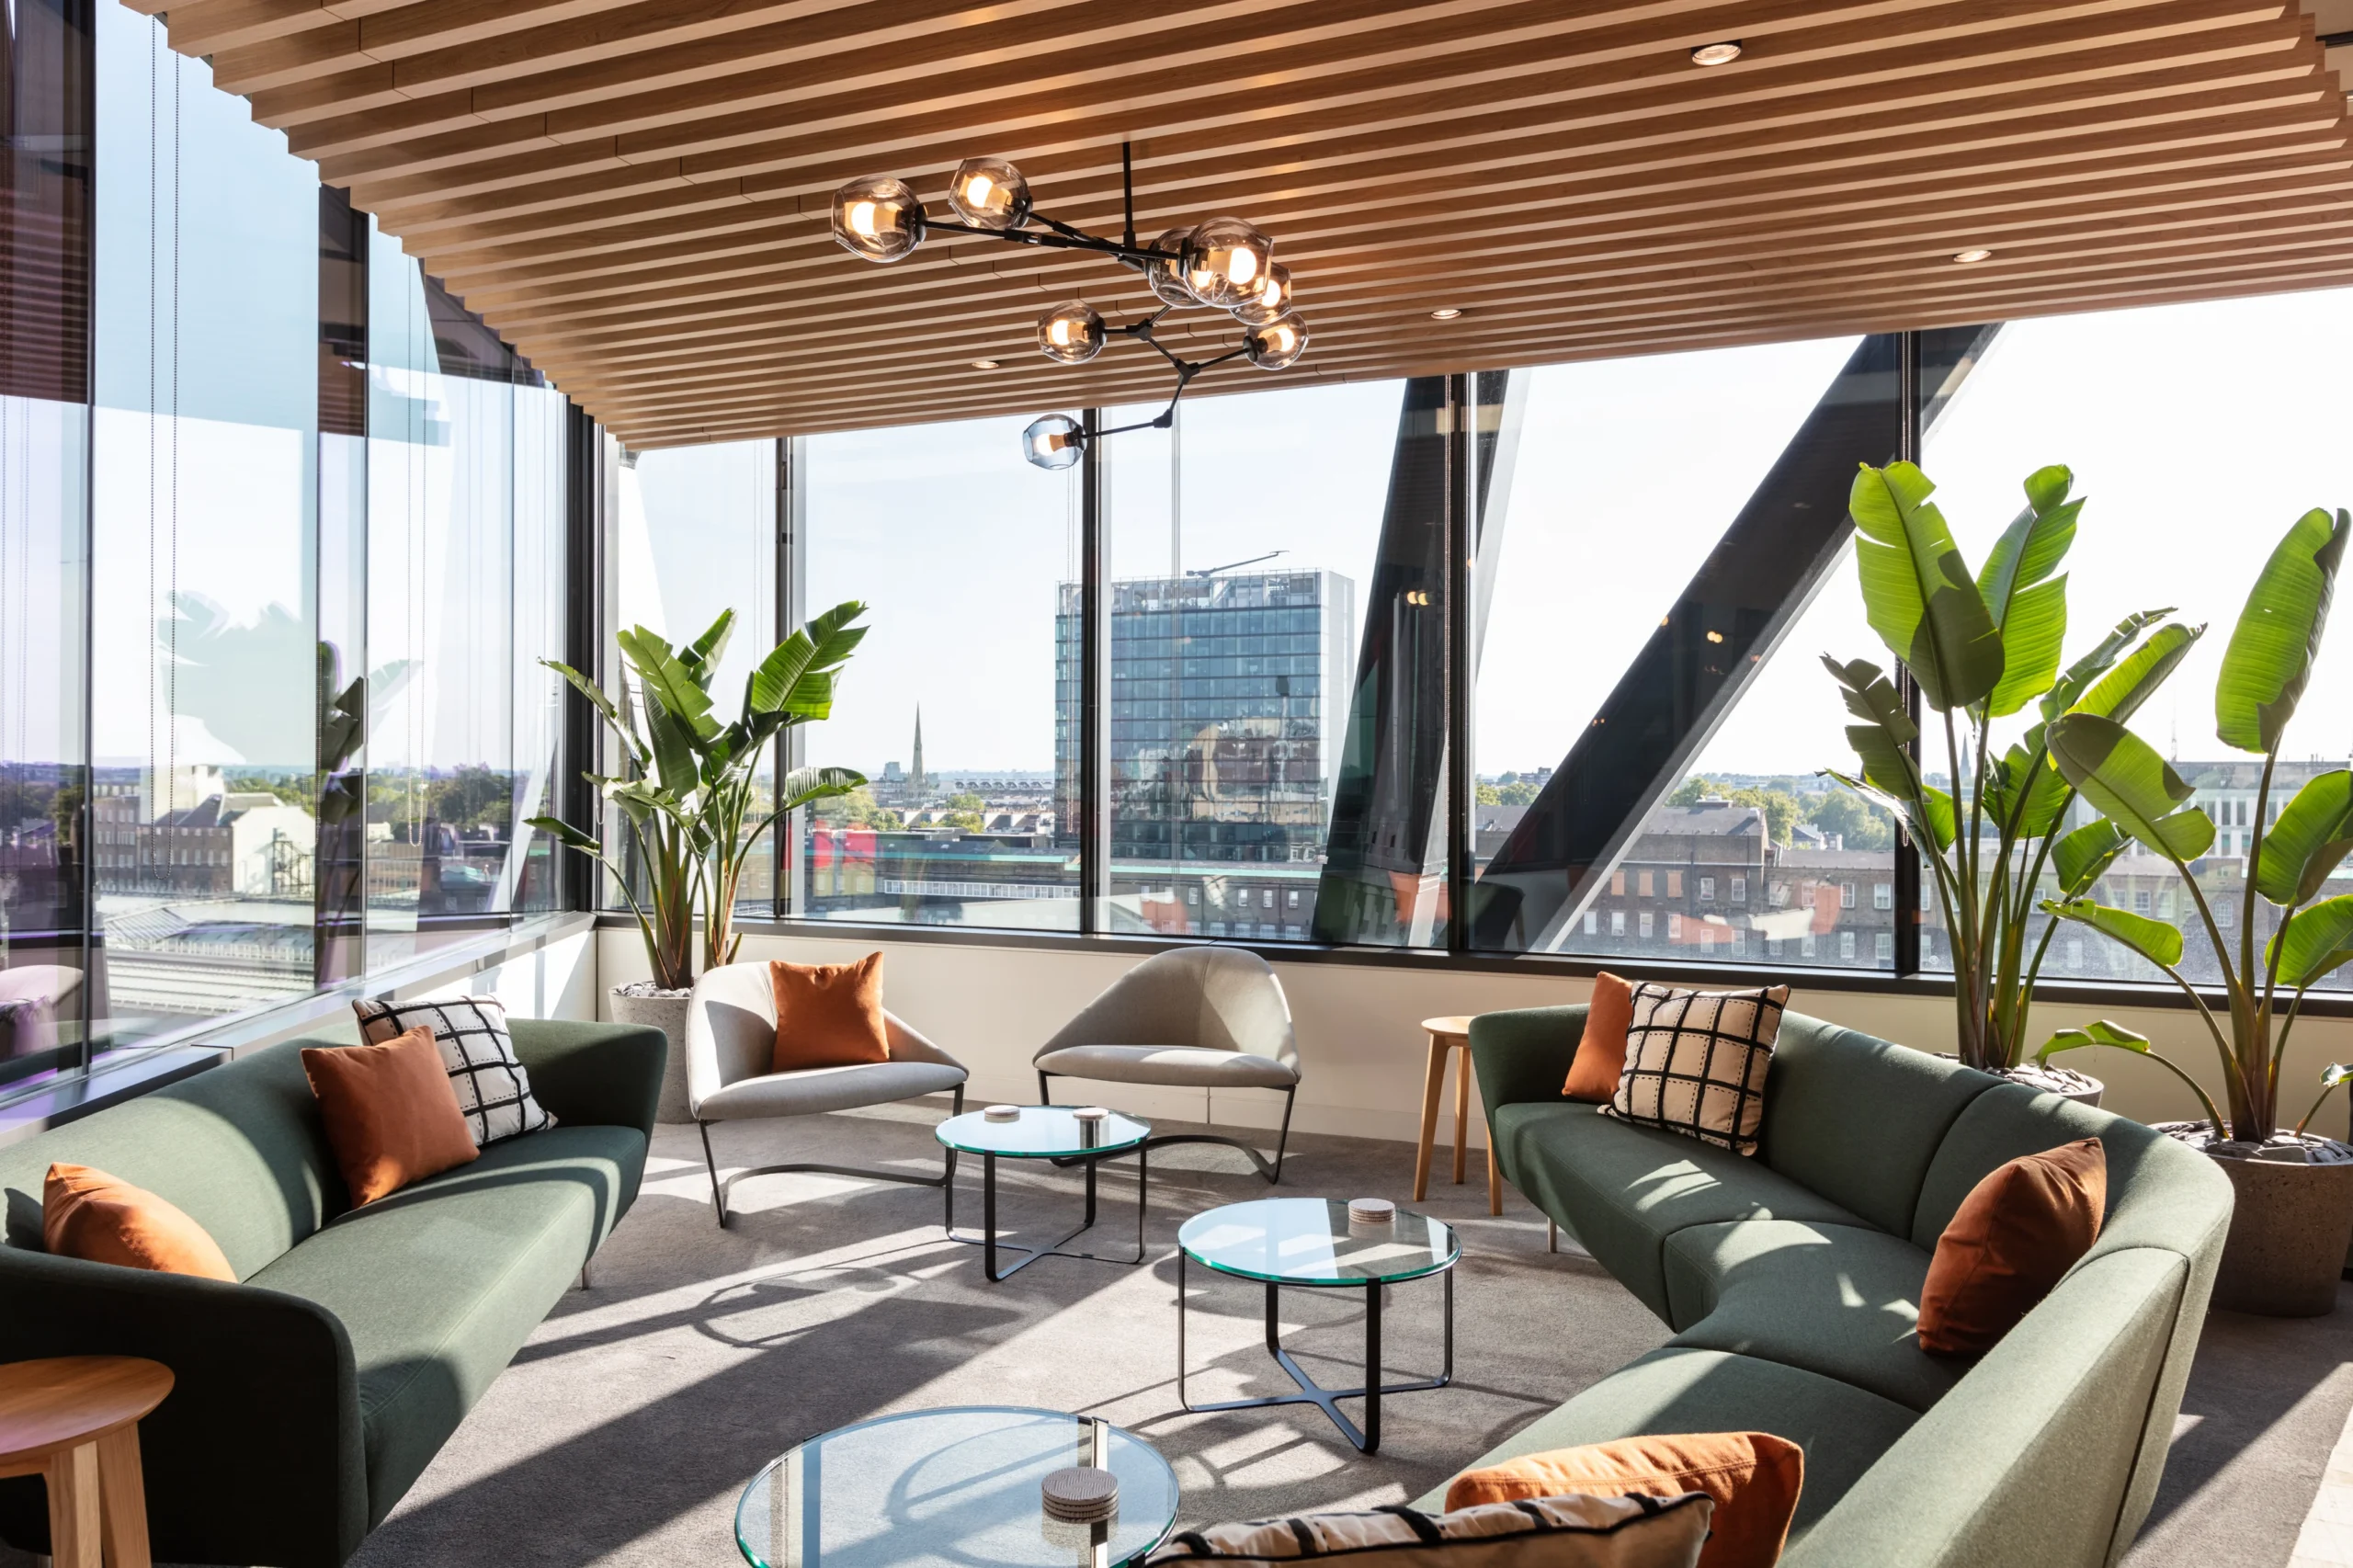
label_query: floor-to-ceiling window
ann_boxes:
[617,439,777,919]
[795,414,1081,929]
[0,1,583,1098]
[88,2,323,1037]
[1102,382,1399,943]
[1919,290,2353,992]
[0,0,94,1088]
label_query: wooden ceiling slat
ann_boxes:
[151,0,2353,446]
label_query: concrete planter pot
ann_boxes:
[2002,1062,2103,1108]
[611,984,695,1124]
[2158,1123,2353,1316]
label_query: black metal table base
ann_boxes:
[944,1145,1149,1282]
[1176,1251,1454,1453]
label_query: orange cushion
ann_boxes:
[43,1164,236,1281]
[769,954,892,1072]
[1563,971,1635,1102]
[1445,1431,1803,1568]
[1917,1137,2105,1355]
[301,1026,481,1206]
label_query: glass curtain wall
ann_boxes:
[794,414,1081,929]
[0,0,94,1089]
[1919,291,2353,991]
[0,1,580,1098]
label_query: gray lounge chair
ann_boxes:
[686,960,968,1225]
[1033,947,1300,1183]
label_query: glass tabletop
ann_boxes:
[736,1406,1179,1568]
[1178,1198,1460,1285]
[936,1105,1151,1157]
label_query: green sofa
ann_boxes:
[1427,1006,2233,1568]
[0,1018,664,1568]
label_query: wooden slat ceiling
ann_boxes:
[142,0,2353,449]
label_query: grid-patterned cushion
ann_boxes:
[1603,983,1787,1157]
[351,996,554,1148]
[1146,1494,1711,1568]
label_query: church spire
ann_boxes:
[911,705,926,797]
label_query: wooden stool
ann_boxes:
[0,1356,173,1568]
[1414,1017,1500,1214]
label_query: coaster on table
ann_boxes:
[1041,1465,1120,1524]
[984,1105,1022,1122]
[1348,1198,1396,1224]
[1072,1106,1110,1123]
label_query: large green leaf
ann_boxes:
[2072,620,2201,724]
[1976,466,2080,717]
[2256,769,2353,907]
[679,608,735,689]
[1820,654,1952,850]
[1990,737,2074,840]
[2268,894,2353,990]
[779,766,867,811]
[540,657,650,770]
[2215,507,2349,753]
[617,627,720,742]
[2040,896,2187,968]
[635,682,703,801]
[1848,462,2005,712]
[2046,713,2216,862]
[2042,608,2174,720]
[2052,819,2129,897]
[2036,1017,2150,1064]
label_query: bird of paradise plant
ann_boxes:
[1823,460,2197,1074]
[529,601,869,990]
[2037,507,2353,1143]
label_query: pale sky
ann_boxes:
[637,291,2353,785]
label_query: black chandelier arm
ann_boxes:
[919,212,1162,266]
[1075,341,1256,444]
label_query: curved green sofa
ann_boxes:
[1426,1006,2233,1568]
[0,1018,664,1568]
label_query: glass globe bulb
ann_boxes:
[1244,311,1308,370]
[1036,301,1108,365]
[1181,217,1273,309]
[949,155,1030,230]
[1142,227,1200,307]
[1232,262,1293,326]
[1022,414,1085,470]
[830,175,925,263]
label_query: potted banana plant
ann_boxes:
[2038,506,2353,1316]
[1822,460,2196,1092]
[529,601,868,1120]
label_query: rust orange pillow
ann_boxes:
[43,1164,236,1281]
[1563,971,1635,1102]
[302,1026,481,1206]
[769,954,892,1073]
[1445,1431,1803,1568]
[1918,1137,2105,1355]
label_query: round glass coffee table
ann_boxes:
[936,1106,1151,1282]
[736,1406,1179,1568]
[1176,1197,1458,1454]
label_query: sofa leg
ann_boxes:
[1548,1219,1557,1254]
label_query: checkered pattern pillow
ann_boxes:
[1146,1493,1712,1568]
[351,996,553,1147]
[1602,983,1788,1156]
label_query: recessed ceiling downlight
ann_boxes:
[1952,248,1995,265]
[1689,40,1743,66]
[1430,307,1463,321]
[971,358,1001,369]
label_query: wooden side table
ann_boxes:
[0,1356,174,1568]
[1415,1017,1500,1214]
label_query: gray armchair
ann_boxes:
[1033,947,1300,1182]
[686,961,967,1226]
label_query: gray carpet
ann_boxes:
[6,1104,2342,1566]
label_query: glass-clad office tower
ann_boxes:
[1057,568,1355,939]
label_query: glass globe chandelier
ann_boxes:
[829,143,1308,468]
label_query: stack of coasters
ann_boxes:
[1041,1465,1119,1525]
